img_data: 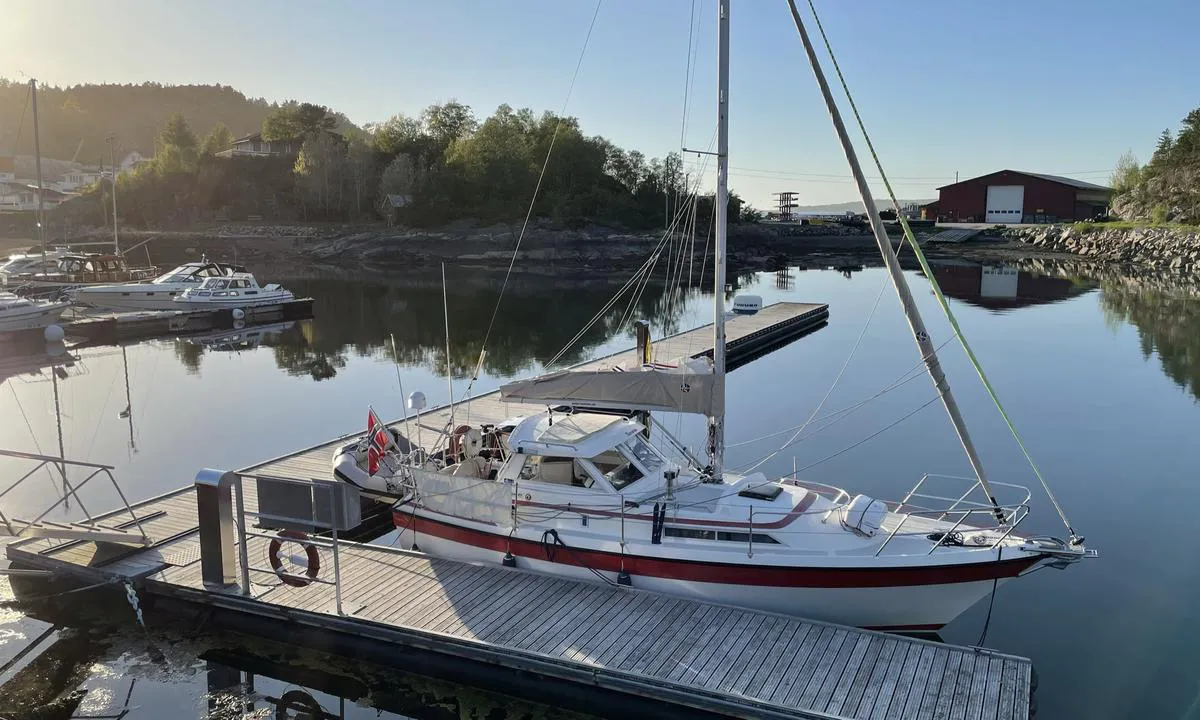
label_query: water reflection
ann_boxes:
[925,263,1095,312]
[1097,276,1200,401]
[163,271,720,381]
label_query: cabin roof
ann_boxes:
[506,411,642,458]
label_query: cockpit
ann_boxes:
[500,412,673,494]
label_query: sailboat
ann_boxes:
[333,1,1094,631]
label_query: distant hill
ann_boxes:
[0,80,354,168]
[793,199,935,214]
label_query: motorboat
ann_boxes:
[173,273,294,310]
[66,260,247,311]
[0,248,70,288]
[0,291,70,333]
[7,253,158,290]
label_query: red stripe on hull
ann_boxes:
[393,510,1042,589]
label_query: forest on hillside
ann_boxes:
[1111,106,1200,224]
[58,97,750,231]
[0,81,297,162]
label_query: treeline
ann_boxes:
[0,81,281,161]
[63,100,751,231]
[1111,107,1200,224]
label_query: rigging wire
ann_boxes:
[800,0,1077,538]
[729,335,956,467]
[737,273,890,474]
[8,85,30,158]
[462,0,603,399]
[782,396,941,477]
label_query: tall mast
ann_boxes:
[108,135,120,255]
[786,1,1006,521]
[30,80,45,265]
[709,0,730,481]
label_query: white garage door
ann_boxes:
[985,185,1024,223]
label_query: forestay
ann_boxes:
[499,357,723,416]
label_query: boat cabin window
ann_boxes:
[516,455,593,488]
[582,435,666,491]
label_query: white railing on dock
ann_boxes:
[195,469,360,616]
[0,448,150,545]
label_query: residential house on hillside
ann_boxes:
[0,156,14,183]
[0,182,70,212]
[214,130,344,159]
[59,167,104,191]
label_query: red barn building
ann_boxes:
[935,170,1111,224]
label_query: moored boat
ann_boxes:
[0,291,71,333]
[173,272,294,310]
[66,260,246,311]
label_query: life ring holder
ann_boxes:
[267,529,321,588]
[447,424,472,461]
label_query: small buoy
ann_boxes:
[45,340,66,357]
[43,324,65,343]
[408,390,427,412]
[231,308,245,320]
[232,319,246,330]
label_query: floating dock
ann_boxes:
[61,298,315,345]
[1,301,1035,719]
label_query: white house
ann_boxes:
[59,167,104,191]
[0,182,70,212]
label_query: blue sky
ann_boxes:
[3,0,1198,208]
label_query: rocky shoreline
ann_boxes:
[27,220,1200,277]
[1006,224,1200,273]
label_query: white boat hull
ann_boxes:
[172,292,294,310]
[0,303,69,333]
[69,288,189,311]
[391,508,1047,631]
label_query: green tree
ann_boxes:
[154,113,199,174]
[368,113,428,157]
[294,131,346,217]
[262,106,302,141]
[421,101,478,152]
[1110,150,1141,195]
[199,122,234,157]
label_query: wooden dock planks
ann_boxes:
[3,472,1033,720]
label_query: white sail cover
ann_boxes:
[499,357,724,415]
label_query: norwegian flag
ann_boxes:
[366,407,392,476]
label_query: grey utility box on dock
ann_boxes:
[256,476,362,532]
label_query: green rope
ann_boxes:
[801,0,1076,537]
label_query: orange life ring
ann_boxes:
[267,529,320,587]
[447,424,472,460]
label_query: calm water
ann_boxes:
[1,259,1199,719]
